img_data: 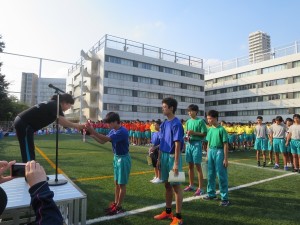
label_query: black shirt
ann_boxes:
[18,100,64,131]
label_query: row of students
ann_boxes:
[254,115,300,172]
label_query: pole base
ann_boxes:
[48,179,68,186]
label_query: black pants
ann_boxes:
[150,149,159,168]
[14,116,35,162]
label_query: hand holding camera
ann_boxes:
[25,161,47,188]
[0,160,15,184]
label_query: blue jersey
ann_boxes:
[160,117,184,154]
[107,126,129,155]
[151,131,161,146]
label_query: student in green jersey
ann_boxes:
[183,104,207,196]
[203,110,229,206]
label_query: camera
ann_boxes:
[11,163,26,177]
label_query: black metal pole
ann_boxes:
[48,90,67,186]
[55,92,59,182]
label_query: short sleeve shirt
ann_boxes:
[107,126,129,155]
[159,117,184,154]
[185,118,207,141]
[206,125,228,148]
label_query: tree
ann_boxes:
[0,35,29,121]
[0,35,9,102]
[0,35,11,121]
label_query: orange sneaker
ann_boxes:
[154,211,173,220]
[170,217,183,225]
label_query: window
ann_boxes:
[163,67,181,75]
[263,80,276,87]
[107,56,133,66]
[162,94,182,102]
[138,77,159,85]
[107,87,133,96]
[187,84,202,92]
[292,61,300,68]
[294,76,300,83]
[163,81,181,88]
[216,76,232,83]
[294,92,300,99]
[107,104,119,111]
[137,91,159,99]
[119,105,132,112]
[262,64,287,74]
[218,100,227,105]
[137,106,158,113]
[107,71,133,81]
[138,62,159,71]
[237,70,257,78]
[185,97,204,104]
[205,80,213,85]
[182,71,202,80]
[107,104,132,111]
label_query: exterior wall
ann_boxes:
[20,73,38,106]
[66,36,205,122]
[205,53,300,122]
[20,73,66,107]
[39,78,66,102]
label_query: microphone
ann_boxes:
[48,84,65,93]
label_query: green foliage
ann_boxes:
[0,35,28,120]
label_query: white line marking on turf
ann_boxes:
[85,172,295,224]
[229,161,290,173]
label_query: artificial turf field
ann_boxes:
[1,134,300,225]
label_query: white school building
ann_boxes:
[66,35,205,122]
[205,41,300,122]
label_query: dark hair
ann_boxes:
[187,104,199,113]
[286,118,293,122]
[155,120,162,125]
[51,94,74,104]
[207,110,218,119]
[162,97,177,114]
[293,114,300,119]
[104,112,120,124]
[257,116,263,120]
[275,116,283,122]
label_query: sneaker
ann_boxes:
[104,202,116,212]
[194,188,205,196]
[284,166,289,171]
[292,168,299,173]
[219,200,230,206]
[170,217,183,225]
[154,211,173,220]
[263,162,266,167]
[257,161,261,167]
[183,185,195,192]
[150,177,157,183]
[273,164,279,169]
[106,206,125,215]
[202,195,218,200]
[152,178,163,184]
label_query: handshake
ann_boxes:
[80,122,94,136]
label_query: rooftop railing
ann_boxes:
[206,41,300,75]
[68,34,203,74]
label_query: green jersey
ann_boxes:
[186,117,207,141]
[206,125,228,148]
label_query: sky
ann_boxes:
[1,0,300,98]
